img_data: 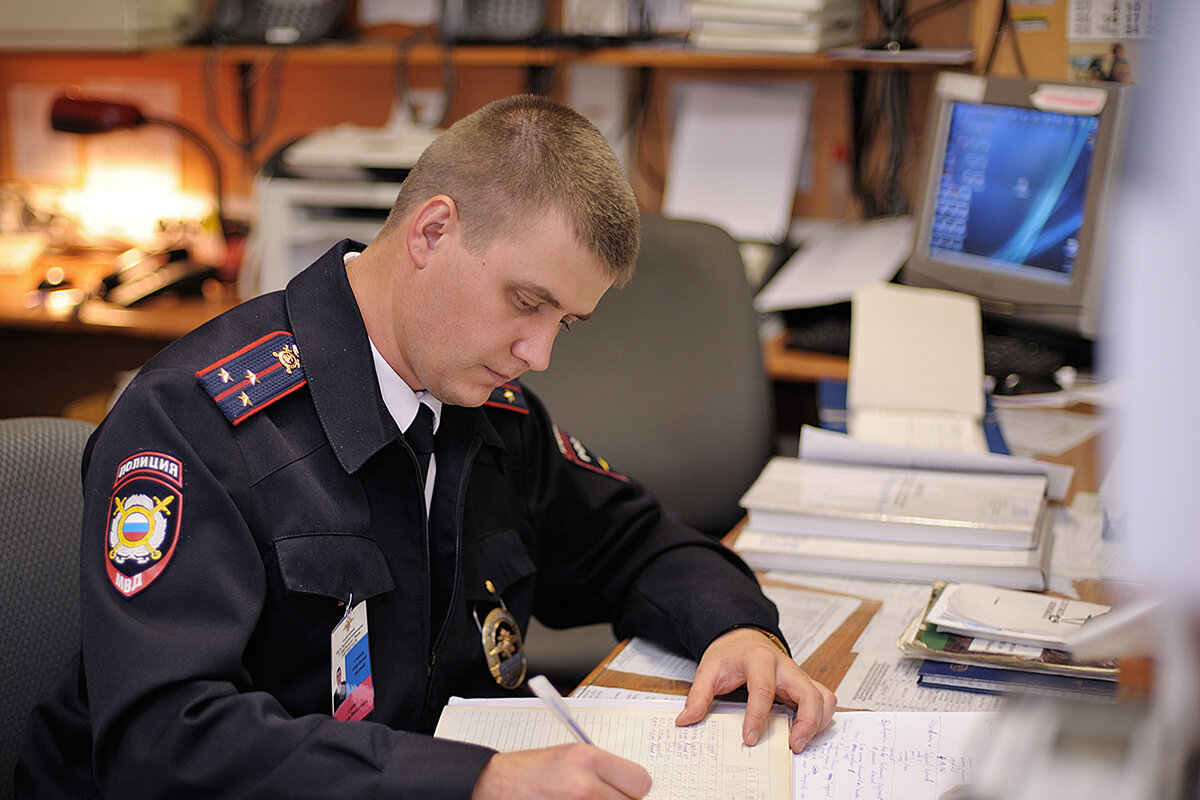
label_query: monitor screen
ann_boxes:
[932,101,1098,285]
[903,73,1132,343]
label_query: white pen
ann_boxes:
[527,674,595,745]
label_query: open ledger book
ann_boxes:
[435,697,792,798]
[437,697,997,800]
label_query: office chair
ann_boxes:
[0,417,95,800]
[521,214,775,689]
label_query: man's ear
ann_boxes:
[407,195,457,269]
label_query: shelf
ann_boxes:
[129,39,972,72]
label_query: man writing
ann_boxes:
[18,94,834,799]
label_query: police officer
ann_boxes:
[17,94,835,799]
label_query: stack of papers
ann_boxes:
[897,582,1119,702]
[740,457,1048,548]
[686,0,862,54]
[923,581,1111,651]
[734,457,1055,590]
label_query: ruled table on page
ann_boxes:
[435,702,792,799]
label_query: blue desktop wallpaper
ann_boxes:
[930,101,1100,280]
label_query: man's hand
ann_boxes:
[472,743,652,800]
[675,627,836,754]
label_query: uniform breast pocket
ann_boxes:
[273,532,396,602]
[461,527,537,613]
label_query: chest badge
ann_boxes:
[475,580,527,690]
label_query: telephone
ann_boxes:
[440,0,547,43]
[99,249,216,308]
[209,0,349,44]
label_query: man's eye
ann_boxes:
[515,294,539,311]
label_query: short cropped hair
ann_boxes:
[382,94,640,287]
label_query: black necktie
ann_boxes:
[409,402,450,623]
[407,402,435,482]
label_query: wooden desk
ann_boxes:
[576,402,1128,702]
[0,252,239,419]
[761,331,850,443]
[762,330,849,385]
[576,561,883,701]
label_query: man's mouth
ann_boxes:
[484,366,514,385]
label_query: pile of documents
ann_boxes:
[686,0,861,53]
[733,456,1056,590]
[897,581,1119,701]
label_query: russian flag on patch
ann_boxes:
[196,331,307,425]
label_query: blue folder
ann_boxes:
[815,379,1011,455]
[916,659,1117,702]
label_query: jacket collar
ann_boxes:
[285,239,504,475]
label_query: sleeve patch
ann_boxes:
[484,383,530,414]
[106,452,184,598]
[195,330,307,425]
[553,425,628,482]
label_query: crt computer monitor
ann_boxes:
[901,72,1133,350]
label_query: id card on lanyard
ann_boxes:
[331,598,375,721]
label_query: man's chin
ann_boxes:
[437,383,498,409]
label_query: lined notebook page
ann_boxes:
[435,700,792,799]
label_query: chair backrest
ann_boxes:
[0,417,95,800]
[523,214,774,537]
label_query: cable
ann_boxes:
[201,43,286,172]
[393,27,457,129]
[984,0,1027,76]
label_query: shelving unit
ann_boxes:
[0,5,986,215]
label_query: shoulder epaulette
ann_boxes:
[195,330,307,425]
[484,383,530,414]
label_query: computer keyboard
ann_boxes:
[983,334,1064,379]
[784,308,1074,389]
[783,306,852,356]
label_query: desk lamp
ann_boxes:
[50,92,226,236]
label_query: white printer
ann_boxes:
[243,123,440,296]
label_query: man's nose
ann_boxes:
[513,323,558,373]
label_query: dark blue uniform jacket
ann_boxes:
[16,240,783,799]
